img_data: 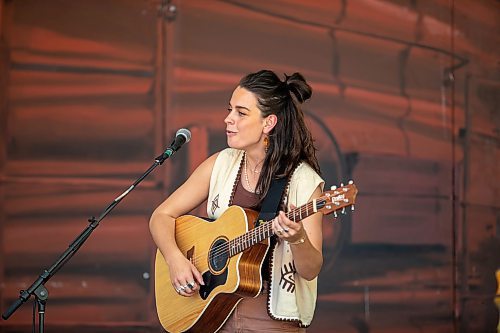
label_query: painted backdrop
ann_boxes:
[1,1,499,332]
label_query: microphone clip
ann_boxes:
[155,128,191,164]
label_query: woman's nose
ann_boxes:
[224,113,233,124]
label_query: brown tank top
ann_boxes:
[232,176,261,211]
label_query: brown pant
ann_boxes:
[218,284,306,333]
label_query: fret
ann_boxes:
[227,202,316,256]
[202,183,357,277]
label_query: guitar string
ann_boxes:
[190,191,345,266]
[192,188,350,266]
[190,200,325,266]
[188,200,324,266]
[190,202,312,266]
[210,194,343,262]
[212,201,313,258]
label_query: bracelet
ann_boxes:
[288,237,305,245]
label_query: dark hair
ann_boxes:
[239,69,321,200]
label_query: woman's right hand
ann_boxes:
[168,253,205,297]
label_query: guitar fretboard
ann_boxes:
[228,199,326,256]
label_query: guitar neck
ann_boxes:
[228,199,326,256]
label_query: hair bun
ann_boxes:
[284,72,312,103]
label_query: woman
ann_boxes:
[149,70,324,332]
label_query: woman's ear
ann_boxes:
[263,114,277,134]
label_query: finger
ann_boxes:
[174,284,184,295]
[176,281,194,296]
[183,282,195,295]
[277,212,292,232]
[191,266,205,286]
[280,211,301,232]
[277,215,289,232]
[183,279,197,293]
[273,218,284,236]
[174,274,190,289]
[187,281,197,290]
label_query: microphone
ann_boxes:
[164,128,191,157]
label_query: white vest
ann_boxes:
[207,148,324,327]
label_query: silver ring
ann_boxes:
[175,287,181,294]
[187,281,196,289]
[284,228,289,233]
[180,285,186,291]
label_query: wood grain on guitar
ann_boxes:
[154,182,358,333]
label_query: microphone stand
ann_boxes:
[2,147,179,332]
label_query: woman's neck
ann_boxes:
[245,150,265,173]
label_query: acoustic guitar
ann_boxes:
[154,182,358,333]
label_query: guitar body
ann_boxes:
[155,206,269,333]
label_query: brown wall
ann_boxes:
[0,1,499,332]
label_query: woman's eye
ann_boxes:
[227,107,245,116]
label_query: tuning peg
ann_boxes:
[340,182,344,187]
[351,205,355,211]
[330,185,337,190]
[348,180,353,184]
[334,211,338,218]
[341,207,346,214]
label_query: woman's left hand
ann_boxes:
[272,206,306,244]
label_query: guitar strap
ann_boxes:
[255,177,288,227]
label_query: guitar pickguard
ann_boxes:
[199,269,228,300]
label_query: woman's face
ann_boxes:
[225,86,268,152]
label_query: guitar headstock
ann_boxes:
[316,181,358,217]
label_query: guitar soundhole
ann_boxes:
[209,238,229,273]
